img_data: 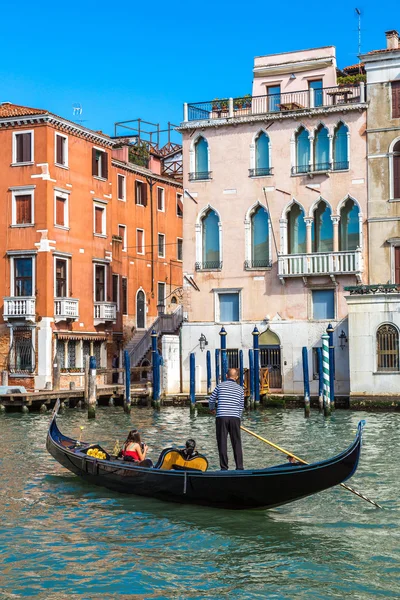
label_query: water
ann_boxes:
[0,407,399,599]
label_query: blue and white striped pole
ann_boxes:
[321,333,331,416]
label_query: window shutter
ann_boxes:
[392,81,400,119]
[118,175,123,199]
[21,133,31,162]
[394,154,400,199]
[135,181,139,204]
[92,148,97,176]
[95,207,103,233]
[56,196,65,226]
[137,230,143,252]
[16,195,31,224]
[395,247,400,285]
[56,135,63,164]
[102,151,108,179]
[143,183,148,206]
[107,264,112,301]
[16,135,23,162]
[177,194,183,217]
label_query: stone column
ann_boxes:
[332,216,340,252]
[305,218,313,254]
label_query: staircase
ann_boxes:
[127,305,184,367]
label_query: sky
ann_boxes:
[0,0,399,142]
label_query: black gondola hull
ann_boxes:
[46,410,364,510]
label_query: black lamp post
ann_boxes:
[339,330,348,350]
[199,333,208,352]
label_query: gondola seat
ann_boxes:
[155,447,208,472]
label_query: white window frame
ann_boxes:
[12,130,34,165]
[10,253,36,297]
[11,186,35,226]
[158,233,165,258]
[54,189,70,229]
[117,174,126,201]
[54,132,69,168]
[93,146,107,179]
[214,288,241,323]
[389,136,400,201]
[157,186,165,211]
[157,281,166,306]
[118,224,127,251]
[310,288,336,321]
[93,262,107,303]
[177,237,183,261]
[176,192,183,217]
[54,256,69,298]
[135,180,145,206]
[93,201,107,237]
[136,228,145,254]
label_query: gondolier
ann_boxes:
[209,368,244,470]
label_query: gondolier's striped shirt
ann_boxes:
[209,379,244,419]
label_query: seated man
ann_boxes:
[181,438,198,460]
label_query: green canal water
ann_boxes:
[0,407,399,599]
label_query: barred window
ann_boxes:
[377,324,399,372]
[9,327,35,373]
[93,341,102,368]
[68,341,76,368]
[226,349,239,369]
[56,340,65,368]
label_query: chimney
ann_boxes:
[385,30,400,50]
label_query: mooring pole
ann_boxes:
[219,327,227,381]
[248,349,254,409]
[84,355,89,406]
[215,349,220,385]
[53,354,60,392]
[302,347,310,417]
[316,347,324,412]
[321,334,331,416]
[190,352,196,407]
[88,355,97,419]
[151,330,160,408]
[239,349,244,388]
[252,326,260,405]
[327,323,335,410]
[124,350,131,413]
[206,350,212,395]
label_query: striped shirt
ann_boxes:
[209,379,244,419]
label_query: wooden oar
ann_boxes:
[240,425,382,509]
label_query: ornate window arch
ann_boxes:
[244,202,272,269]
[389,137,400,200]
[333,122,349,171]
[313,124,330,172]
[195,206,221,270]
[136,288,146,329]
[250,130,272,177]
[280,199,307,255]
[376,323,399,372]
[292,126,310,174]
[189,135,210,181]
[338,196,362,251]
[311,198,333,252]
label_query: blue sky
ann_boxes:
[0,1,399,141]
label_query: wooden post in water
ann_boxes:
[219,327,227,382]
[302,346,310,417]
[84,355,89,406]
[2,371,8,386]
[53,354,60,391]
[239,350,244,388]
[327,323,335,411]
[206,350,212,395]
[124,350,131,413]
[316,347,324,411]
[151,330,160,409]
[215,349,220,385]
[252,326,260,406]
[248,349,255,409]
[88,355,97,419]
[189,352,196,411]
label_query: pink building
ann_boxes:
[179,46,368,396]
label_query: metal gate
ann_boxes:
[260,345,282,389]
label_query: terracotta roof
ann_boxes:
[343,63,365,71]
[366,47,400,55]
[0,102,48,118]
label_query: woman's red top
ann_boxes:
[123,447,140,461]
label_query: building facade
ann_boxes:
[346,30,400,400]
[179,46,368,395]
[0,103,183,391]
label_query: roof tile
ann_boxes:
[0,102,48,118]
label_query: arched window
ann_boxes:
[254,132,271,176]
[393,140,400,199]
[314,125,330,171]
[201,209,220,269]
[312,201,333,252]
[192,137,210,181]
[136,290,145,329]
[333,123,349,171]
[251,206,270,267]
[339,199,360,251]
[377,324,399,372]
[287,203,307,254]
[294,127,310,174]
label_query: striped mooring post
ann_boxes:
[220,327,227,381]
[321,334,331,416]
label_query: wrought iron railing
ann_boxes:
[333,161,349,171]
[291,165,311,175]
[128,305,183,367]
[249,167,273,177]
[185,85,364,122]
[189,171,212,181]
[195,261,223,271]
[244,259,272,269]
[313,162,331,172]
[344,284,400,295]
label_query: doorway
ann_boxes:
[259,329,282,389]
[136,290,145,329]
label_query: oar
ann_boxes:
[240,425,382,509]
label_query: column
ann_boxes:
[332,216,340,252]
[305,218,313,254]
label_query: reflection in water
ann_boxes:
[0,408,399,599]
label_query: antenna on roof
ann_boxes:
[72,102,88,126]
[355,8,362,72]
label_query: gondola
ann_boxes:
[46,401,365,510]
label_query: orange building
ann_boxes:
[0,103,183,391]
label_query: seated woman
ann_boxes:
[122,429,153,467]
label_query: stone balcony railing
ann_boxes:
[54,298,79,322]
[94,302,117,323]
[183,84,366,124]
[278,250,363,282]
[3,297,36,321]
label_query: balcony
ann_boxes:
[54,298,79,322]
[189,171,212,181]
[3,297,36,322]
[195,261,222,271]
[184,85,365,124]
[278,250,363,282]
[249,167,273,177]
[244,259,272,270]
[94,302,117,324]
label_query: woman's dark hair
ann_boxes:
[124,429,141,447]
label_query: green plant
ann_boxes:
[128,140,150,167]
[337,74,366,85]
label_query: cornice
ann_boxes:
[111,158,183,188]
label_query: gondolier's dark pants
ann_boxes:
[216,416,243,470]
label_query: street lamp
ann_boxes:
[199,333,208,352]
[339,330,348,350]
[157,302,165,315]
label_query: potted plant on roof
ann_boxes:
[243,94,252,108]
